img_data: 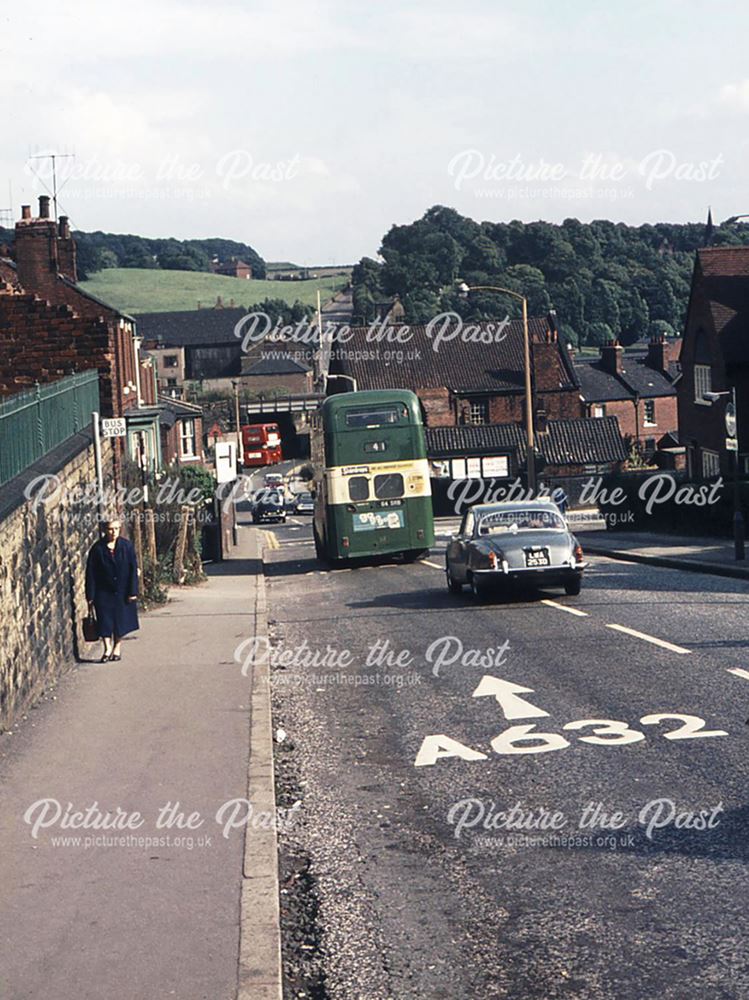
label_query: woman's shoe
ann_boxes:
[111,654,121,662]
[100,653,111,662]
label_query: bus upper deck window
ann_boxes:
[348,476,369,501]
[344,406,405,428]
[374,473,404,499]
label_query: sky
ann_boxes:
[1,0,747,264]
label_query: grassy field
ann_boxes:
[79,268,349,315]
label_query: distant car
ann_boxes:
[445,501,587,598]
[252,490,287,524]
[264,473,284,490]
[291,491,314,515]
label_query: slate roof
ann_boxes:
[241,355,311,376]
[426,416,627,467]
[138,307,315,372]
[331,318,577,393]
[574,357,676,403]
[136,308,257,346]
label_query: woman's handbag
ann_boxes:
[82,612,99,643]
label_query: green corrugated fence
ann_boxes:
[0,371,100,488]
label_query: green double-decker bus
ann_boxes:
[312,390,435,564]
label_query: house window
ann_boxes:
[643,400,656,426]
[166,378,178,387]
[694,365,712,402]
[180,418,196,458]
[163,354,179,369]
[701,450,720,478]
[467,400,488,425]
[592,404,606,419]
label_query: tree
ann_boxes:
[586,322,614,347]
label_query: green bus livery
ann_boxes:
[312,390,435,563]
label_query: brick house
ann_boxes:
[0,198,202,474]
[2,197,144,417]
[211,257,252,279]
[678,246,749,479]
[328,314,627,495]
[157,397,204,466]
[574,338,679,457]
[328,314,582,426]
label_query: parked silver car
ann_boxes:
[445,501,587,598]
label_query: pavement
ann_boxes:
[576,526,749,580]
[0,518,280,1000]
[264,519,749,999]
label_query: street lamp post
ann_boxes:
[232,380,244,467]
[458,282,536,494]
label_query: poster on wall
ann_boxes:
[482,455,509,478]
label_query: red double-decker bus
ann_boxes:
[241,423,282,467]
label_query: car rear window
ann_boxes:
[478,509,565,534]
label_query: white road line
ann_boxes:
[541,599,589,617]
[606,623,690,655]
[727,668,749,681]
[421,560,443,570]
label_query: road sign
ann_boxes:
[726,437,738,452]
[101,417,126,438]
[725,402,737,438]
[215,442,237,484]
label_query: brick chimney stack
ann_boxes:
[14,197,59,296]
[646,335,668,372]
[56,215,78,283]
[600,339,624,375]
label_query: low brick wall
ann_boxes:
[0,431,114,729]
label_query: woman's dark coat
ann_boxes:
[85,537,139,638]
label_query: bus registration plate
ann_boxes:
[353,510,405,532]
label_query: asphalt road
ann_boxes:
[265,517,749,1000]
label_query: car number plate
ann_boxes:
[525,547,550,568]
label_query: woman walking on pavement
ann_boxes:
[85,517,139,662]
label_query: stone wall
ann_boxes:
[0,431,114,729]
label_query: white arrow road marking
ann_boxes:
[606,623,690,655]
[472,675,550,719]
[727,668,749,680]
[422,560,443,570]
[541,599,589,617]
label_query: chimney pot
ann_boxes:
[21,205,31,220]
[39,196,51,219]
[58,216,70,239]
